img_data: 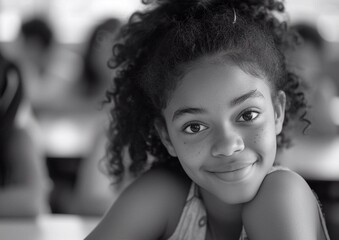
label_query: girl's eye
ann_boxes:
[183,123,207,134]
[238,111,259,122]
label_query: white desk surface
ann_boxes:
[0,214,100,240]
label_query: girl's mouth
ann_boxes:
[211,162,256,183]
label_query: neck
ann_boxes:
[199,186,243,240]
[200,186,243,221]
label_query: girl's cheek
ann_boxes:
[177,131,208,147]
[246,122,275,149]
[176,138,207,159]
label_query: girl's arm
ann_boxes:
[242,170,322,240]
[85,168,189,240]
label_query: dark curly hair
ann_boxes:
[104,0,308,183]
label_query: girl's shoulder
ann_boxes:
[130,167,192,238]
[243,168,324,240]
[86,167,191,240]
[127,167,191,212]
[260,167,314,202]
[128,167,191,204]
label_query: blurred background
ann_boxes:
[0,0,339,239]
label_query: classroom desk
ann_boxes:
[0,214,100,240]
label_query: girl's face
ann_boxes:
[157,58,286,204]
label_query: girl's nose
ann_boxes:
[211,126,245,157]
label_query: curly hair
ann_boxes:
[104,0,308,183]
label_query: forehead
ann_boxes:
[165,59,272,110]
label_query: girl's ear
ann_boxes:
[154,119,177,157]
[274,90,286,135]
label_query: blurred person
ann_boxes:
[277,23,338,171]
[0,51,50,218]
[49,18,125,216]
[17,16,81,111]
[20,17,54,80]
[276,24,339,239]
[287,23,338,138]
[75,18,121,106]
[68,18,123,216]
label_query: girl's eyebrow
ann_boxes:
[230,89,264,106]
[172,89,264,122]
[172,107,206,122]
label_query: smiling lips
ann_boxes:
[209,162,256,182]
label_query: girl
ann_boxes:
[86,0,331,239]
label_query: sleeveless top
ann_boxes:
[167,166,331,240]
